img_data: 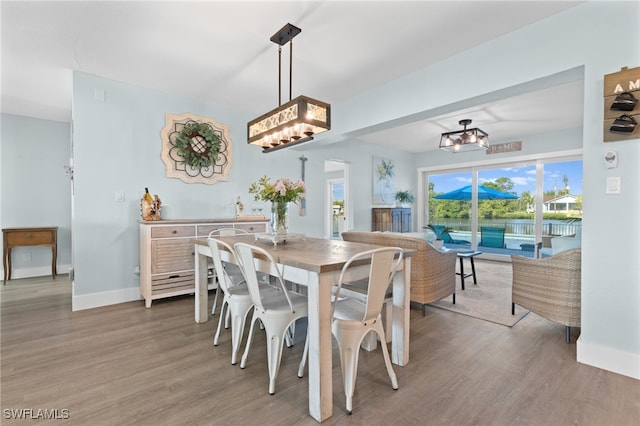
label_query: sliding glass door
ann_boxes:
[422,156,581,259]
[427,170,473,247]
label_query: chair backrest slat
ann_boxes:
[480,226,505,248]
[234,242,296,313]
[333,247,403,323]
[207,238,238,294]
[208,228,249,238]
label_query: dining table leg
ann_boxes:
[391,257,411,366]
[194,244,209,323]
[306,271,333,422]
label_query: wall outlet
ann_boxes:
[23,252,32,262]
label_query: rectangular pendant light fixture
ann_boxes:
[248,95,331,152]
[247,23,331,153]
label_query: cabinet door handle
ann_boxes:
[168,275,179,279]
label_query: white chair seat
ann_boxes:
[333,298,369,324]
[225,283,248,296]
[259,291,307,313]
[334,280,392,345]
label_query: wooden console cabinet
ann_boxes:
[3,227,57,284]
[371,208,411,233]
[139,218,268,307]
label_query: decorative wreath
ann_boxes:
[174,121,221,168]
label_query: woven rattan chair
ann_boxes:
[341,231,457,315]
[511,248,581,343]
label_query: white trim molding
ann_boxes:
[577,337,640,380]
[72,286,142,312]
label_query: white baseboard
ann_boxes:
[72,286,142,311]
[2,264,71,279]
[577,337,640,380]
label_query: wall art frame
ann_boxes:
[372,156,395,205]
[160,112,233,184]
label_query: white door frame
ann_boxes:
[324,161,351,239]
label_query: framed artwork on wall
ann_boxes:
[372,156,395,205]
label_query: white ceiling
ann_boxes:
[1,0,585,153]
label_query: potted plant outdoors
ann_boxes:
[394,189,415,207]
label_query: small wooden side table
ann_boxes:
[2,227,57,284]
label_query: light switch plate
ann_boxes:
[115,191,125,202]
[606,176,621,194]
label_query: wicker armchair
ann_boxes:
[511,248,581,343]
[341,231,457,315]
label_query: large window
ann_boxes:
[422,156,582,258]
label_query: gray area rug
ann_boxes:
[430,259,529,327]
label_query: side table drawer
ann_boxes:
[6,230,53,246]
[151,271,195,295]
[151,226,195,239]
[236,223,268,233]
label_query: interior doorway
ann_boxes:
[328,179,345,239]
[324,160,350,239]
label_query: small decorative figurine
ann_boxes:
[235,196,244,217]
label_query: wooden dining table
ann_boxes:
[192,235,413,423]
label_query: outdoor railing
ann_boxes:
[430,220,581,237]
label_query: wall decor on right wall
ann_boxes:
[603,66,640,142]
[372,156,395,205]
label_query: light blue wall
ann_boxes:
[1,113,71,277]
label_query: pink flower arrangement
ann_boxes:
[248,175,305,204]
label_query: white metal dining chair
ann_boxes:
[207,237,254,365]
[208,228,248,316]
[234,242,308,395]
[331,246,403,415]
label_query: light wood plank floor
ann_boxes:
[1,262,638,425]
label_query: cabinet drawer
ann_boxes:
[235,223,267,233]
[151,226,195,239]
[151,239,195,274]
[6,231,53,246]
[197,224,233,237]
[151,271,195,295]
